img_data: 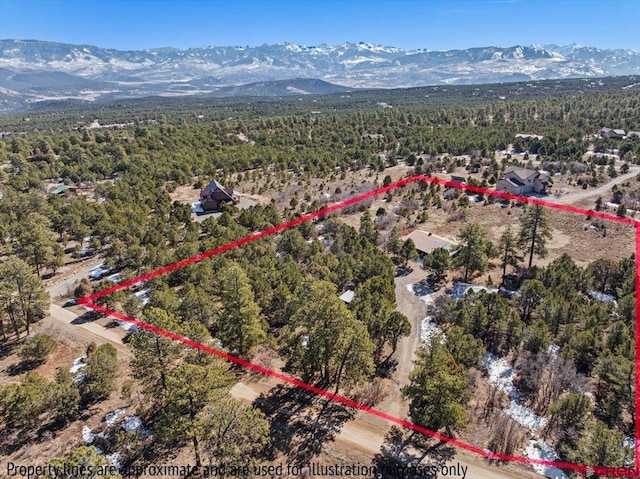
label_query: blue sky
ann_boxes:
[1,0,639,51]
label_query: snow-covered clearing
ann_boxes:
[482,353,565,478]
[481,352,548,433]
[524,440,569,479]
[420,318,444,345]
[105,408,126,426]
[81,408,146,470]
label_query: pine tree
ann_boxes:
[157,362,234,467]
[18,333,57,366]
[284,278,374,390]
[455,223,488,281]
[399,238,418,267]
[422,247,452,282]
[50,446,122,479]
[0,257,49,338]
[203,398,270,470]
[82,344,119,402]
[130,308,185,396]
[217,263,267,357]
[386,226,401,259]
[402,342,468,434]
[518,205,552,270]
[359,209,379,245]
[386,311,411,358]
[498,226,521,280]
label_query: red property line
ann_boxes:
[634,224,640,477]
[77,175,639,477]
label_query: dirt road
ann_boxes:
[47,303,129,352]
[553,166,640,204]
[374,263,429,420]
[45,257,103,299]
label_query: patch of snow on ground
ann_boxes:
[106,452,121,470]
[588,290,617,303]
[481,352,516,397]
[70,356,87,374]
[524,440,568,479]
[82,425,95,444]
[116,320,138,333]
[504,402,548,432]
[105,408,126,426]
[420,317,444,345]
[481,352,548,433]
[122,416,143,433]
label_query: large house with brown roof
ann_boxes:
[199,180,237,211]
[496,167,550,196]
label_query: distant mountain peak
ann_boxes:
[1,39,639,112]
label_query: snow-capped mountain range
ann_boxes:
[1,40,639,111]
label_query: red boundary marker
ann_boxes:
[77,175,638,477]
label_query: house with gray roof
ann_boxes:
[496,167,550,196]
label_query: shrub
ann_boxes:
[18,334,57,365]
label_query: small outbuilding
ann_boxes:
[50,185,77,196]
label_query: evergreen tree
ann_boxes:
[216,263,267,356]
[49,446,122,479]
[517,279,547,323]
[284,278,374,390]
[0,371,50,430]
[422,247,452,282]
[82,344,119,402]
[0,257,49,338]
[359,209,379,245]
[385,311,411,359]
[386,226,401,259]
[455,223,488,281]
[402,342,468,434]
[498,226,521,280]
[399,238,418,266]
[445,325,485,368]
[51,368,81,425]
[518,205,552,269]
[157,362,234,467]
[12,212,59,277]
[18,333,57,366]
[203,398,270,472]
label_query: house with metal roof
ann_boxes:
[402,230,458,257]
[50,184,77,196]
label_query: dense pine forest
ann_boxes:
[0,76,638,478]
